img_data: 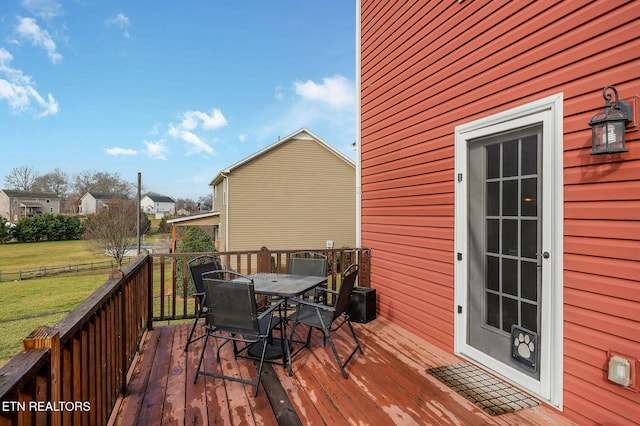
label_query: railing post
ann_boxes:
[147,255,154,331]
[22,325,61,426]
[257,246,271,273]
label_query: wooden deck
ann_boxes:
[110,317,575,425]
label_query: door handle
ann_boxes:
[536,252,550,259]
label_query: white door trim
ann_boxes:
[454,94,564,408]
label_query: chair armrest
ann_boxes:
[257,298,285,319]
[313,287,338,296]
[194,292,206,304]
[289,297,335,312]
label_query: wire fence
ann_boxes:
[0,257,133,282]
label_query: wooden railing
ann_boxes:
[0,246,369,424]
[0,255,151,426]
[151,246,371,321]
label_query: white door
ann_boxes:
[454,95,564,407]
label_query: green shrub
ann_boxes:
[0,217,10,243]
[11,214,83,243]
[176,227,216,296]
[157,216,169,233]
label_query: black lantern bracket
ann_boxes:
[589,85,635,155]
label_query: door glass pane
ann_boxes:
[502,219,518,255]
[521,135,537,175]
[487,182,500,216]
[487,256,499,291]
[502,296,518,332]
[487,219,499,253]
[503,140,519,177]
[521,220,537,259]
[521,178,537,216]
[502,258,518,296]
[503,180,518,216]
[487,144,500,179]
[522,302,537,333]
[521,261,538,301]
[487,292,500,328]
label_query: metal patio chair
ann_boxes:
[184,255,222,352]
[193,270,284,396]
[288,251,327,302]
[288,263,363,378]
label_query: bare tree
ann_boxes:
[175,198,197,214]
[83,199,138,268]
[71,170,136,197]
[196,194,212,211]
[4,166,40,191]
[32,168,69,196]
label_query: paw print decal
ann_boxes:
[510,325,538,372]
[514,332,535,360]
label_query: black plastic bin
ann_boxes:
[348,287,376,323]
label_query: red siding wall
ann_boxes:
[360,1,640,424]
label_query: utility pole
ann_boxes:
[137,172,141,256]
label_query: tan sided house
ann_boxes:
[209,128,355,252]
[0,190,61,222]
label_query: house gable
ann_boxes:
[211,128,355,252]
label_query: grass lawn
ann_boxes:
[0,240,107,271]
[0,240,128,367]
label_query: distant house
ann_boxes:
[209,128,355,252]
[141,194,176,218]
[79,192,128,216]
[0,190,61,222]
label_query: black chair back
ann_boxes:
[188,256,222,294]
[333,264,359,321]
[289,252,327,277]
[203,271,260,335]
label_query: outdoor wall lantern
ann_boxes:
[589,85,632,155]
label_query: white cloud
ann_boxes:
[241,75,357,149]
[0,47,58,117]
[28,88,58,117]
[106,147,137,156]
[275,85,285,101]
[21,0,63,20]
[16,17,62,64]
[168,124,214,155]
[293,75,354,109]
[180,109,227,131]
[105,13,131,38]
[147,122,161,136]
[166,108,226,156]
[143,139,168,160]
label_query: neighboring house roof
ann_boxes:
[82,192,128,200]
[166,211,220,224]
[209,128,355,186]
[1,190,59,199]
[144,195,175,203]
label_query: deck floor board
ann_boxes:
[111,317,576,426]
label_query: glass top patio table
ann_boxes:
[247,272,327,373]
[249,272,327,297]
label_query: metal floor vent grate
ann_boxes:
[426,363,539,416]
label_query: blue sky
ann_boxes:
[0,0,356,200]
